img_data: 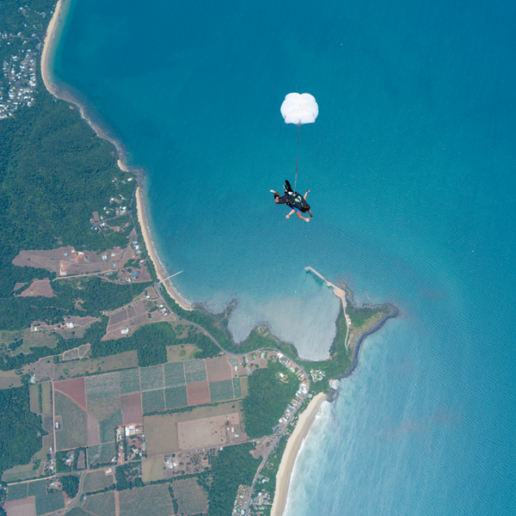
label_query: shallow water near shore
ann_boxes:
[51,0,516,512]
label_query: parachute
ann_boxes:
[280,93,318,192]
[280,93,319,126]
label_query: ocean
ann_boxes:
[50,0,516,512]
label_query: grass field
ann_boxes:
[54,350,137,379]
[167,343,199,362]
[145,402,241,455]
[240,376,249,396]
[29,384,40,414]
[142,389,165,413]
[141,457,165,483]
[41,383,51,415]
[119,484,173,516]
[87,442,116,466]
[184,360,207,383]
[55,391,88,451]
[83,490,116,516]
[82,470,114,494]
[85,373,120,402]
[100,410,123,443]
[172,478,209,515]
[233,377,242,398]
[209,379,235,402]
[164,361,186,388]
[140,364,164,391]
[119,369,140,395]
[164,385,188,410]
[0,369,22,389]
[35,492,64,516]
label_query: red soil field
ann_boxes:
[54,377,87,411]
[3,497,36,516]
[205,357,232,382]
[186,381,211,406]
[121,393,143,425]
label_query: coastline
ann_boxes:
[271,393,327,516]
[41,0,192,314]
[41,0,62,96]
[135,187,192,311]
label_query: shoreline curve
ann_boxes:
[270,393,327,516]
[41,1,192,313]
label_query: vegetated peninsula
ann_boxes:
[0,2,396,515]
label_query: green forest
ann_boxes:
[0,386,45,475]
[242,360,299,438]
[207,443,259,516]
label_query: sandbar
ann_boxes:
[271,392,327,516]
[136,186,192,311]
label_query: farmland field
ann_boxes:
[172,478,209,515]
[54,350,137,379]
[41,383,51,414]
[27,479,47,498]
[6,483,28,501]
[233,377,242,398]
[184,360,207,383]
[83,490,116,516]
[85,373,120,402]
[35,492,64,516]
[144,414,179,455]
[142,389,165,413]
[240,376,249,396]
[205,356,232,382]
[178,413,240,449]
[55,392,88,451]
[140,364,164,391]
[87,442,116,466]
[100,410,123,443]
[164,385,188,410]
[119,369,140,395]
[186,381,211,406]
[141,457,165,483]
[3,498,36,516]
[121,392,143,425]
[82,470,114,494]
[164,361,186,388]
[119,484,173,516]
[209,380,235,402]
[54,377,87,411]
[65,508,90,516]
[87,397,122,422]
[29,385,39,414]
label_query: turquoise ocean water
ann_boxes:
[51,0,516,512]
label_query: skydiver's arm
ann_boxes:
[286,209,295,219]
[304,189,310,200]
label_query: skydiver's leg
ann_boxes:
[286,209,295,219]
[295,211,310,222]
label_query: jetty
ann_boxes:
[305,266,352,347]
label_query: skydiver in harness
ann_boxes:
[271,180,313,222]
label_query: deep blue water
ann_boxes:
[51,0,516,513]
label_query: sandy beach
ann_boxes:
[41,0,63,96]
[271,392,327,516]
[135,187,192,311]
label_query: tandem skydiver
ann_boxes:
[271,180,313,222]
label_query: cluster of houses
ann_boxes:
[1,43,37,119]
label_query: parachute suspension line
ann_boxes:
[294,124,300,193]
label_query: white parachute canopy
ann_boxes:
[280,93,319,126]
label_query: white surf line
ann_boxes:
[305,266,352,348]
